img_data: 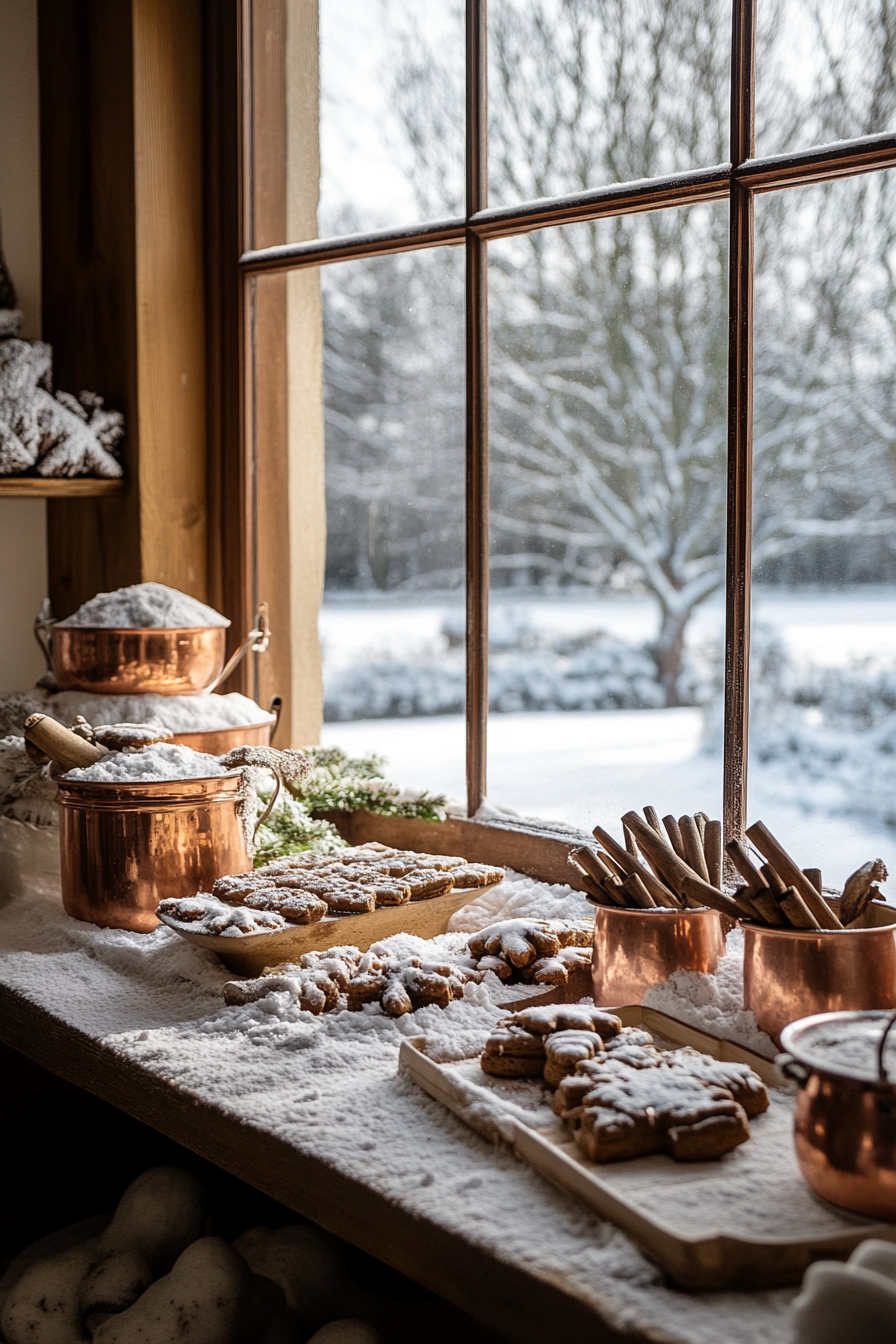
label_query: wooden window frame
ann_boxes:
[238,0,896,836]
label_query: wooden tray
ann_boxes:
[159,884,486,975]
[401,1005,896,1291]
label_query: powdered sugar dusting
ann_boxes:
[48,691,268,732]
[62,742,226,783]
[0,870,796,1342]
[56,582,229,629]
[643,927,777,1058]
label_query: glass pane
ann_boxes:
[487,0,731,209]
[321,0,464,236]
[486,204,728,835]
[317,247,467,803]
[757,0,896,156]
[751,172,896,886]
[247,0,465,250]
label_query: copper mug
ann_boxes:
[779,1010,896,1220]
[56,773,251,932]
[591,904,726,1006]
[742,898,896,1047]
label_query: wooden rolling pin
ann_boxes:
[24,714,108,772]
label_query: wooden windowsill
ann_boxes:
[0,477,126,498]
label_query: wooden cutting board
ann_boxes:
[402,1005,896,1291]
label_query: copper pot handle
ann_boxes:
[209,604,271,693]
[776,1054,810,1089]
[33,599,56,671]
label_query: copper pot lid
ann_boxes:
[781,1010,896,1085]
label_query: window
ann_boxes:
[241,0,896,881]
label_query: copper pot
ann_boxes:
[51,626,227,696]
[171,718,275,755]
[743,898,896,1047]
[779,1010,896,1220]
[56,773,251,932]
[591,904,726,1006]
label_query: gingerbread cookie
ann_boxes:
[446,862,505,888]
[223,946,363,1014]
[346,951,477,1017]
[480,1005,621,1081]
[572,1063,751,1162]
[519,945,592,985]
[467,919,592,979]
[480,1022,549,1078]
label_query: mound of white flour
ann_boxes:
[63,742,226,783]
[56,582,229,629]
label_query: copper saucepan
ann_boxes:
[37,603,270,697]
[779,1009,896,1221]
[591,903,726,1006]
[56,773,252,932]
[743,897,896,1047]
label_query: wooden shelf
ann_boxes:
[0,477,125,498]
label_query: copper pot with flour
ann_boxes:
[25,714,251,933]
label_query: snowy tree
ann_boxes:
[323,0,896,702]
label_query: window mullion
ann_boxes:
[465,0,489,817]
[724,0,757,848]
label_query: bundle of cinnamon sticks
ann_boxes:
[728,823,886,930]
[569,809,887,931]
[568,806,741,919]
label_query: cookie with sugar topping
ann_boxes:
[241,887,328,924]
[346,950,477,1017]
[446,862,505,889]
[467,919,563,968]
[665,1047,769,1118]
[520,945,592,985]
[543,1029,606,1087]
[573,1062,751,1162]
[480,1022,549,1078]
[511,1004,622,1038]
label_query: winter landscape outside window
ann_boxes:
[241,0,896,883]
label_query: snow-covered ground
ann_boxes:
[319,586,896,889]
[320,708,896,890]
[320,586,896,670]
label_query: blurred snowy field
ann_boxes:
[319,586,896,890]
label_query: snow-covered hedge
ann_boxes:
[324,626,664,720]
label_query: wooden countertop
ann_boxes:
[0,814,792,1344]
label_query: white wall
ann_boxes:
[0,0,49,693]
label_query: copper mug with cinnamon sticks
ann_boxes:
[571,805,732,1005]
[743,899,896,1046]
[591,903,726,1005]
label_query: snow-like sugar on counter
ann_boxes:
[0,868,795,1344]
[55,581,230,629]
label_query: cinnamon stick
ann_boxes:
[779,887,822,930]
[566,854,613,904]
[746,821,842,930]
[643,805,664,836]
[703,820,723,889]
[679,815,710,883]
[749,890,789,928]
[592,824,681,908]
[620,872,657,909]
[760,863,787,897]
[569,847,629,906]
[725,838,767,890]
[803,868,823,895]
[662,814,687,860]
[621,812,742,920]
